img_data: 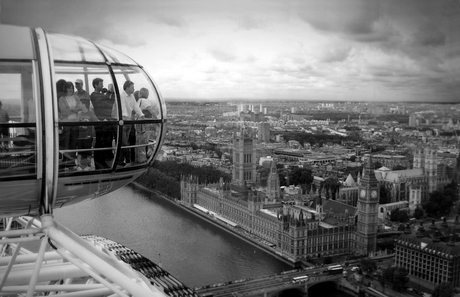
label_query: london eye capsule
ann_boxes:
[0,24,166,218]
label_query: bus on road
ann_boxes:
[292,275,308,283]
[327,265,344,275]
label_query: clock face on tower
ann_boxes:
[371,190,378,198]
[360,189,366,198]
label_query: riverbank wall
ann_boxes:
[130,182,296,267]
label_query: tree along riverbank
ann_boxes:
[135,161,231,200]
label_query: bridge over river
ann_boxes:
[195,266,343,297]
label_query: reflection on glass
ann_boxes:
[98,44,138,65]
[49,34,104,62]
[0,61,36,177]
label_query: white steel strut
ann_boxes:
[0,215,171,297]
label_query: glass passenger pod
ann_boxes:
[0,24,166,218]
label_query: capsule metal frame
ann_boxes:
[0,24,166,218]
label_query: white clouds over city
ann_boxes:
[1,0,459,102]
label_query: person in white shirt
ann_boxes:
[116,80,144,166]
[135,88,160,162]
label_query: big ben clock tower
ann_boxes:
[356,156,379,255]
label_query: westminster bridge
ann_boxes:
[194,266,344,297]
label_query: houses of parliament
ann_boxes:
[180,129,452,263]
[181,129,381,263]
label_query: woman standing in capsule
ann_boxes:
[58,81,87,164]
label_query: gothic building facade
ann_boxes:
[375,147,453,212]
[179,131,382,263]
[232,129,257,186]
[356,158,379,255]
[180,173,358,262]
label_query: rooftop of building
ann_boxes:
[321,216,349,227]
[273,148,312,156]
[342,174,356,187]
[304,155,338,160]
[259,208,278,219]
[376,168,424,182]
[397,217,460,257]
[292,204,319,215]
[372,154,408,159]
[322,199,357,216]
[380,201,409,207]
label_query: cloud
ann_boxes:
[155,15,187,28]
[319,45,352,63]
[235,15,266,31]
[297,0,384,41]
[2,0,459,102]
[96,25,150,47]
[208,48,237,62]
[412,23,446,47]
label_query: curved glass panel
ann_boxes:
[0,61,37,177]
[98,44,138,65]
[147,76,167,120]
[111,65,162,165]
[0,25,35,60]
[49,33,105,63]
[54,63,119,172]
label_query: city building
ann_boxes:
[394,217,460,290]
[168,100,460,291]
[232,129,257,186]
[409,114,417,127]
[378,201,409,220]
[337,174,359,206]
[363,153,410,169]
[204,126,217,137]
[356,158,379,255]
[374,147,453,207]
[266,159,280,202]
[258,122,271,143]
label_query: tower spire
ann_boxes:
[356,155,379,255]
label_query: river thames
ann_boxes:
[53,185,352,296]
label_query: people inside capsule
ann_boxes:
[74,79,91,112]
[136,87,159,162]
[90,78,116,169]
[56,79,67,119]
[113,80,144,167]
[56,79,67,158]
[130,90,140,163]
[76,92,98,171]
[0,101,10,148]
[58,81,88,164]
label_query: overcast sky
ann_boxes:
[1,0,460,102]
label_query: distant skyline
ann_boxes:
[1,0,459,102]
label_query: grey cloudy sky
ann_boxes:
[1,0,460,102]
